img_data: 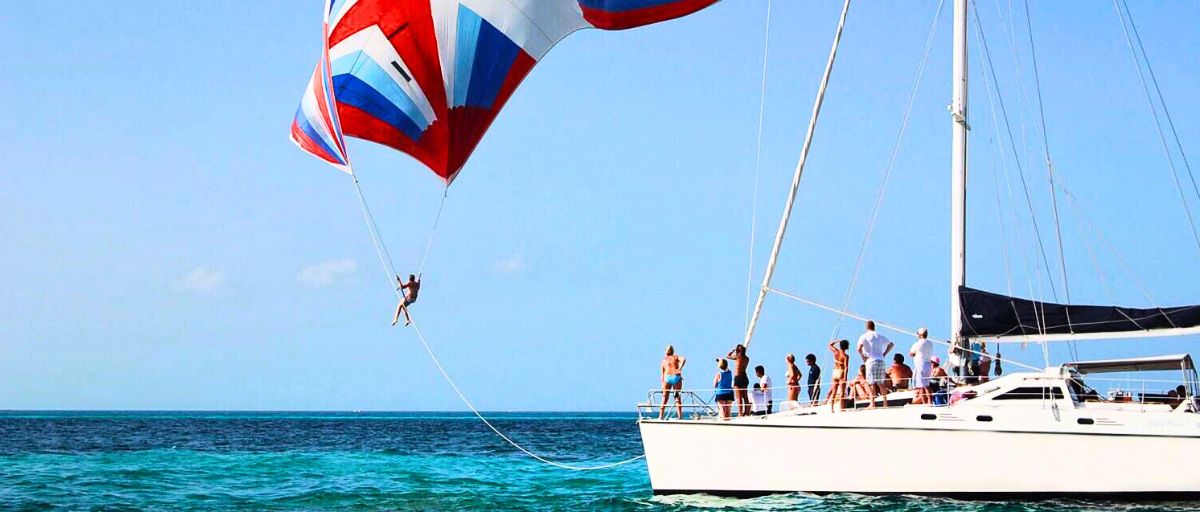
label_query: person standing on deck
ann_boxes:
[391,274,421,326]
[755,365,773,414]
[909,328,934,404]
[977,341,992,384]
[857,320,893,408]
[825,339,851,411]
[785,354,803,402]
[659,345,686,420]
[805,353,822,405]
[713,359,734,419]
[726,344,751,416]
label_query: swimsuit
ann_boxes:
[734,373,750,388]
[665,374,682,386]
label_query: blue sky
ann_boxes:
[2,1,1198,411]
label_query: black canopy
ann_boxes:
[958,286,1200,339]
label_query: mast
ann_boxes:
[744,0,852,348]
[950,0,969,344]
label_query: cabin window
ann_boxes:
[992,387,1064,400]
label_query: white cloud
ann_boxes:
[171,266,227,295]
[297,258,358,287]
[491,253,525,275]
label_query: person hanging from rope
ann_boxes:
[391,274,421,326]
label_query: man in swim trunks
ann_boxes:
[659,345,686,419]
[391,274,420,326]
[856,320,893,408]
[726,344,751,416]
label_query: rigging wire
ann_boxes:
[970,2,1060,307]
[1020,0,1073,310]
[743,0,773,331]
[1019,0,1076,361]
[1112,0,1200,257]
[972,9,1051,366]
[348,172,645,471]
[827,0,946,341]
[1118,0,1200,205]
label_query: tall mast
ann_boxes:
[744,0,852,348]
[950,0,969,343]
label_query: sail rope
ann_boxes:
[1116,0,1200,203]
[1112,0,1200,257]
[418,188,449,279]
[770,288,1044,373]
[347,170,645,471]
[970,2,1059,305]
[827,0,945,341]
[972,7,1051,365]
[1016,0,1077,360]
[743,0,852,347]
[351,175,400,283]
[743,0,773,332]
[1021,0,1074,342]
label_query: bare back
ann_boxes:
[662,355,683,375]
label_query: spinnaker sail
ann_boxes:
[291,0,718,183]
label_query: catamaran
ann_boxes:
[638,0,1200,499]
[286,0,1199,497]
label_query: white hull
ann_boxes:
[639,377,1200,498]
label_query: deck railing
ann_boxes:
[637,375,1198,419]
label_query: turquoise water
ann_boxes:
[0,411,1192,510]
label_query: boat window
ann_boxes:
[992,387,1064,400]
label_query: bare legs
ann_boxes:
[827,379,846,412]
[717,400,731,419]
[391,300,412,326]
[658,383,670,419]
[734,386,749,416]
[657,380,683,419]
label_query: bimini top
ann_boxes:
[1063,354,1194,374]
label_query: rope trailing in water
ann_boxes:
[347,171,645,471]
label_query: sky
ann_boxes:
[2,1,1199,411]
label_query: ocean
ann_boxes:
[0,411,1190,511]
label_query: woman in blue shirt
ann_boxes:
[714,359,734,419]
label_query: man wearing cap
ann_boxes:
[909,327,934,404]
[856,320,893,408]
